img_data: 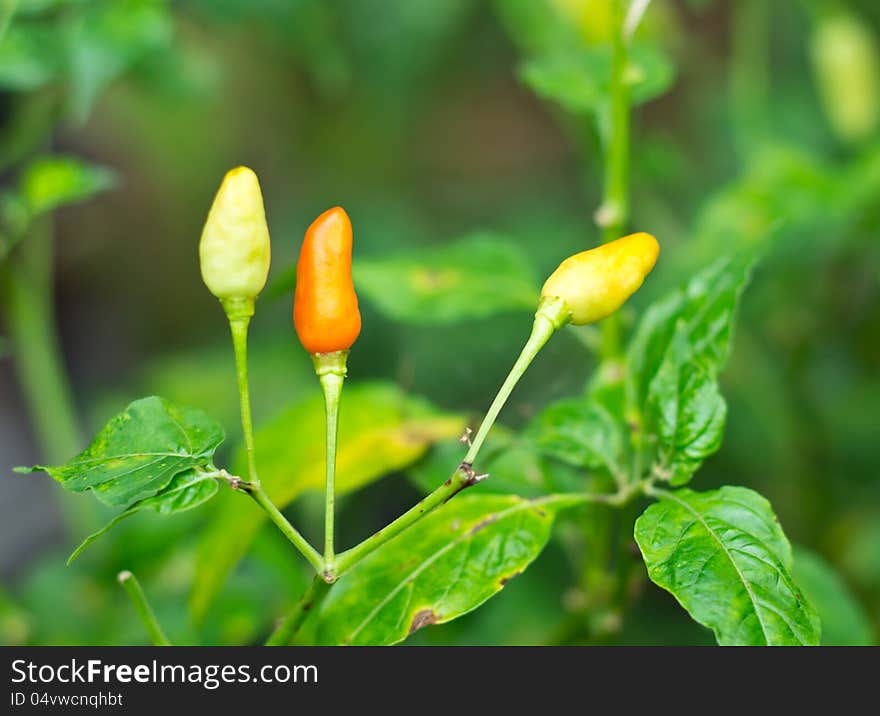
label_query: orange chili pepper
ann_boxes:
[293,206,362,355]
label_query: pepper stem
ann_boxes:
[223,297,259,484]
[313,350,348,579]
[463,296,570,464]
[117,570,171,646]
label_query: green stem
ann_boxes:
[265,576,331,646]
[1,218,81,463]
[0,0,20,43]
[247,482,324,574]
[464,297,569,464]
[117,570,171,646]
[730,0,770,156]
[223,297,258,483]
[312,351,347,575]
[596,0,632,360]
[334,464,475,577]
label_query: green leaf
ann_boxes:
[353,233,539,324]
[520,44,675,116]
[647,329,727,485]
[65,0,174,122]
[635,486,821,646]
[190,382,464,621]
[691,148,837,262]
[0,23,61,91]
[19,155,117,216]
[18,396,224,508]
[67,468,219,563]
[628,253,754,406]
[314,494,568,645]
[792,546,874,646]
[526,397,624,476]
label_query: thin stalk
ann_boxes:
[247,482,324,574]
[117,571,171,646]
[2,218,81,463]
[224,298,258,483]
[334,464,475,577]
[464,297,569,464]
[221,297,323,574]
[596,0,632,360]
[265,576,331,646]
[312,351,348,578]
[320,372,343,570]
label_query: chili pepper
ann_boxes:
[293,206,361,356]
[540,232,659,326]
[293,206,361,578]
[811,11,879,144]
[199,166,271,304]
[462,232,659,465]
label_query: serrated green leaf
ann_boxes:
[635,486,820,645]
[628,253,754,406]
[67,468,219,563]
[19,396,224,508]
[191,383,464,621]
[792,546,874,646]
[19,155,117,216]
[314,494,570,645]
[647,328,727,485]
[520,43,675,116]
[526,397,624,476]
[353,233,539,324]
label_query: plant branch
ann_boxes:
[243,481,324,575]
[117,570,171,646]
[333,463,478,578]
[1,217,81,463]
[265,576,331,646]
[464,297,568,464]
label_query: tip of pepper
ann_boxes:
[318,205,349,222]
[224,165,257,180]
[309,205,351,235]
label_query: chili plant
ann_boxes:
[12,0,863,646]
[20,153,818,645]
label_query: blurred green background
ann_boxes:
[0,0,878,645]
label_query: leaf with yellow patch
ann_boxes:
[313,494,571,645]
[190,382,464,621]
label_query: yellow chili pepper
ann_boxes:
[811,11,880,144]
[199,166,271,302]
[540,232,659,325]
